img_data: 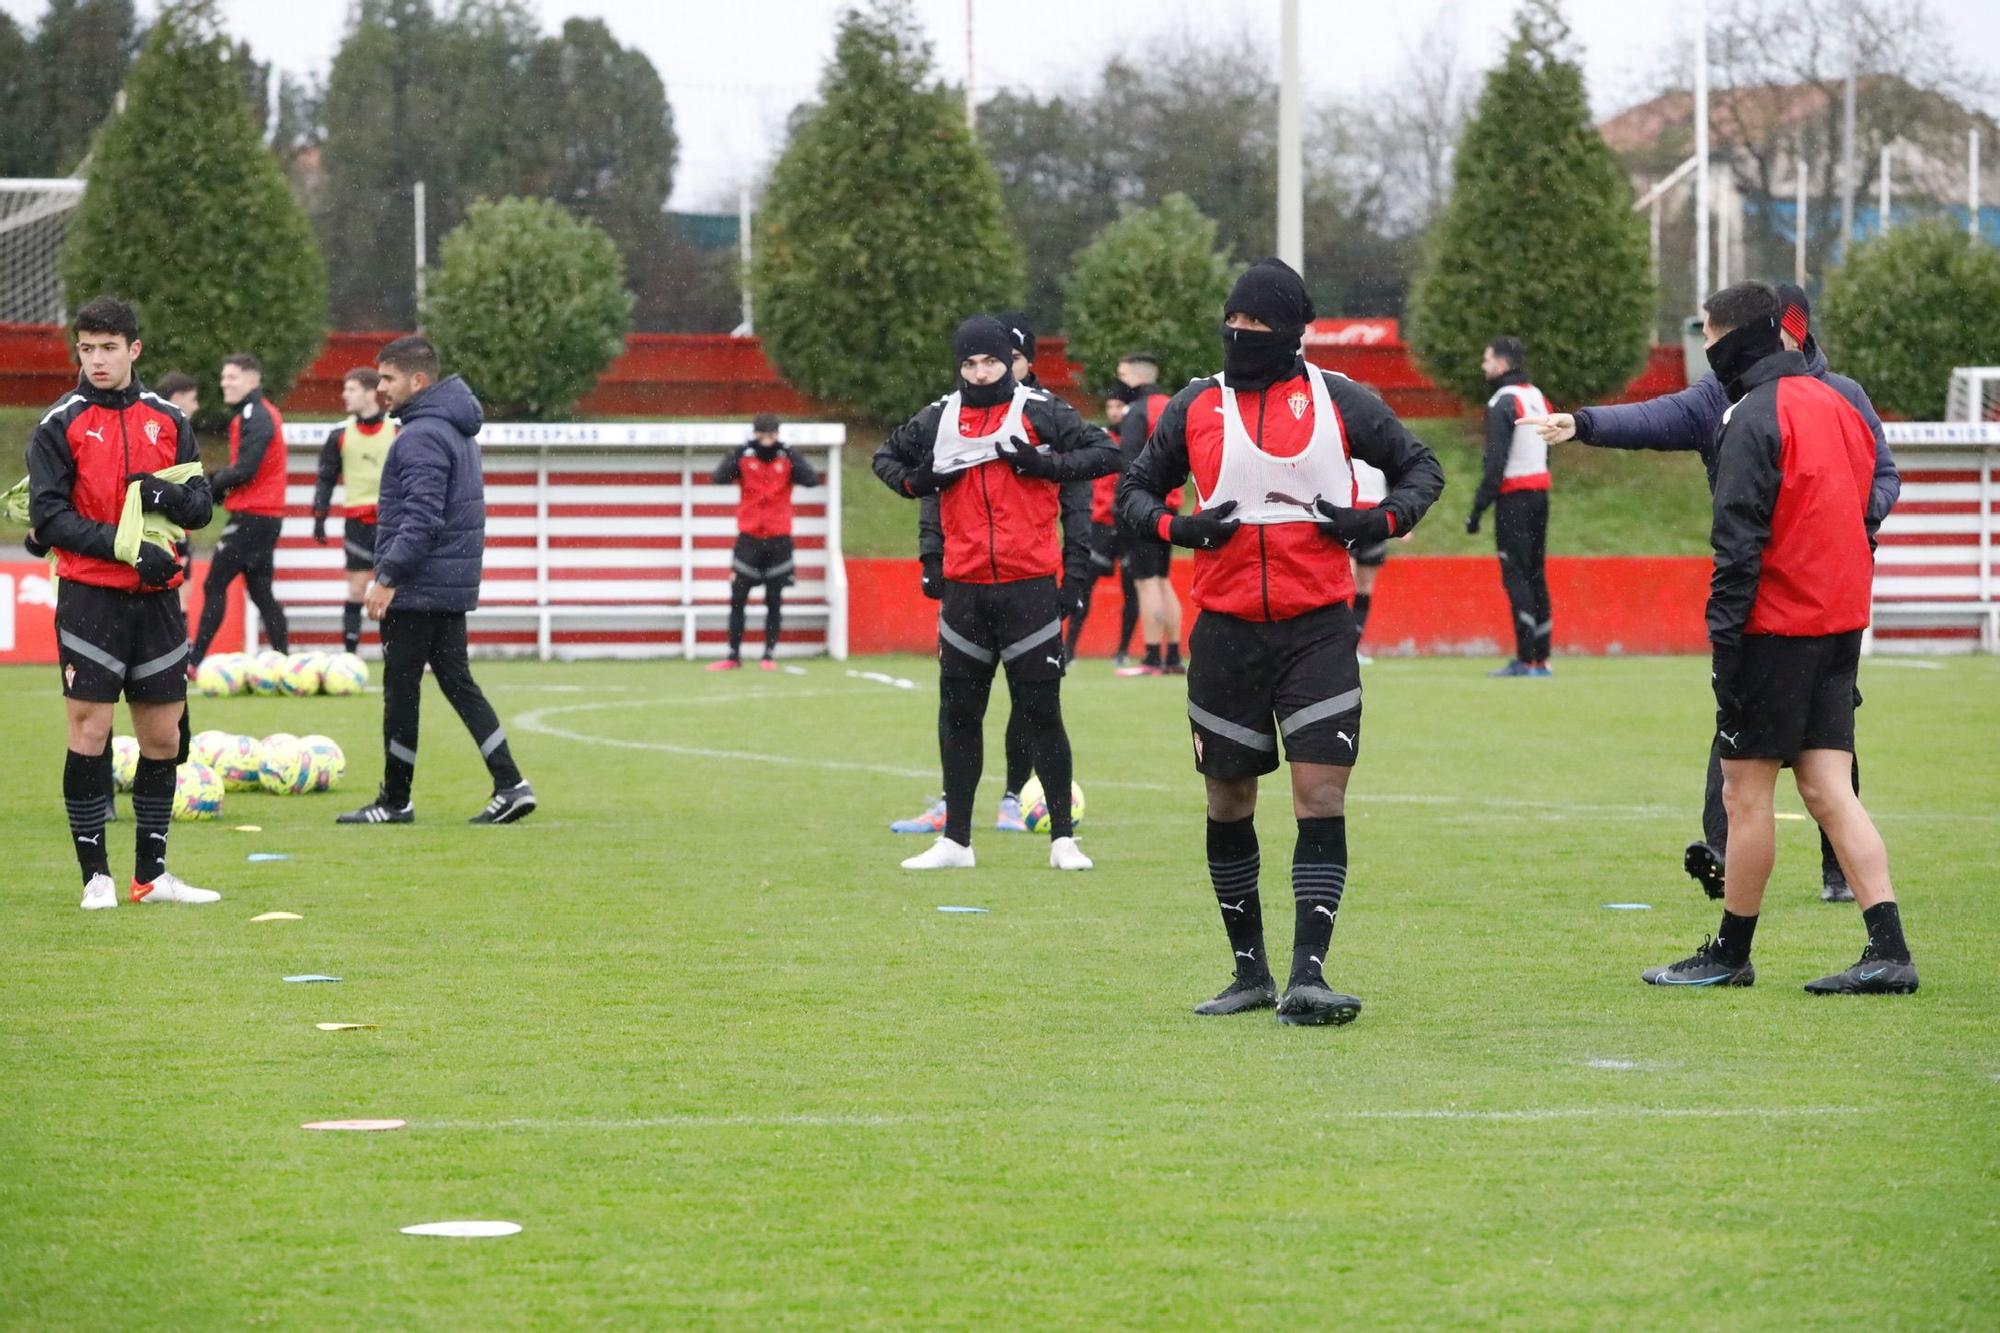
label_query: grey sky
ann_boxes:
[8,0,1999,208]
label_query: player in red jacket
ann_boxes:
[1643,282,1916,995]
[709,412,821,671]
[1118,259,1445,1025]
[189,351,291,662]
[26,297,219,909]
[873,315,1120,872]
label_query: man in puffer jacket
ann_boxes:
[1529,284,1892,905]
[338,335,536,827]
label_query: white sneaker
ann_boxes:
[80,873,118,911]
[1049,836,1094,871]
[131,871,221,904]
[901,837,975,871]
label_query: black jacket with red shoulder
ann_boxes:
[209,388,288,516]
[27,375,210,593]
[1708,350,1877,647]
[713,440,821,538]
[1116,360,1445,622]
[1117,385,1182,512]
[874,386,1119,584]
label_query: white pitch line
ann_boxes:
[511,696,1999,824]
[412,1106,1869,1131]
[417,1114,914,1130]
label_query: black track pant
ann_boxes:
[377,609,522,806]
[1494,491,1550,662]
[1702,735,1855,883]
[727,579,784,660]
[191,513,288,659]
[939,675,1072,846]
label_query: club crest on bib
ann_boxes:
[1286,389,1309,420]
[144,419,161,444]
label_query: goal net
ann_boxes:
[1945,367,2000,424]
[0,179,84,324]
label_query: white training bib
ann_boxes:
[1197,364,1355,524]
[932,385,1034,476]
[1489,383,1551,482]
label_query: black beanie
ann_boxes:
[953,314,1013,368]
[1225,257,1316,332]
[998,311,1036,364]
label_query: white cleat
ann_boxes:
[130,871,221,905]
[901,837,975,871]
[80,873,118,911]
[1049,836,1094,871]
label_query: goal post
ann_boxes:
[1945,367,2000,425]
[0,178,84,325]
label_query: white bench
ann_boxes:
[258,421,848,660]
[1869,423,1999,654]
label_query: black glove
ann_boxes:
[126,471,193,517]
[1314,500,1393,550]
[997,435,1059,480]
[1167,500,1241,550]
[205,471,230,503]
[313,515,328,545]
[919,554,944,601]
[904,460,962,498]
[23,531,49,559]
[133,542,182,588]
[1464,512,1482,535]
[1710,643,1744,722]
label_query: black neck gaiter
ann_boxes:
[1220,323,1302,390]
[1706,319,1781,401]
[959,373,1017,409]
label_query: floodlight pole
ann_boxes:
[1795,162,1809,284]
[738,186,754,335]
[1694,0,1710,304]
[413,180,427,316]
[1839,63,1857,252]
[964,0,976,134]
[1879,143,1892,234]
[1970,129,1981,238]
[1277,0,1303,275]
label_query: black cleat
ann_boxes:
[1642,936,1754,987]
[1193,973,1277,1016]
[1275,979,1362,1026]
[469,780,537,825]
[336,798,413,825]
[1684,841,1725,900]
[1804,946,1918,995]
[1820,870,1855,903]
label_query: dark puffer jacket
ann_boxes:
[375,375,487,613]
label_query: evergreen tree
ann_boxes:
[1406,1,1652,406]
[422,197,631,421]
[61,0,326,415]
[750,0,1024,422]
[1820,221,2000,420]
[1063,194,1236,393]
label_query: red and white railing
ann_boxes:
[255,421,847,660]
[1871,422,1998,654]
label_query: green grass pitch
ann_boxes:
[1,653,1995,1327]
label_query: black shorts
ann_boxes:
[1717,631,1862,761]
[1087,521,1118,575]
[731,534,796,588]
[1124,531,1173,580]
[1186,603,1362,778]
[55,580,189,704]
[1350,539,1390,569]
[342,517,378,573]
[938,576,1065,682]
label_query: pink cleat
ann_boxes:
[706,658,742,672]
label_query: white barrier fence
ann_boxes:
[257,421,847,660]
[1874,421,1998,654]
